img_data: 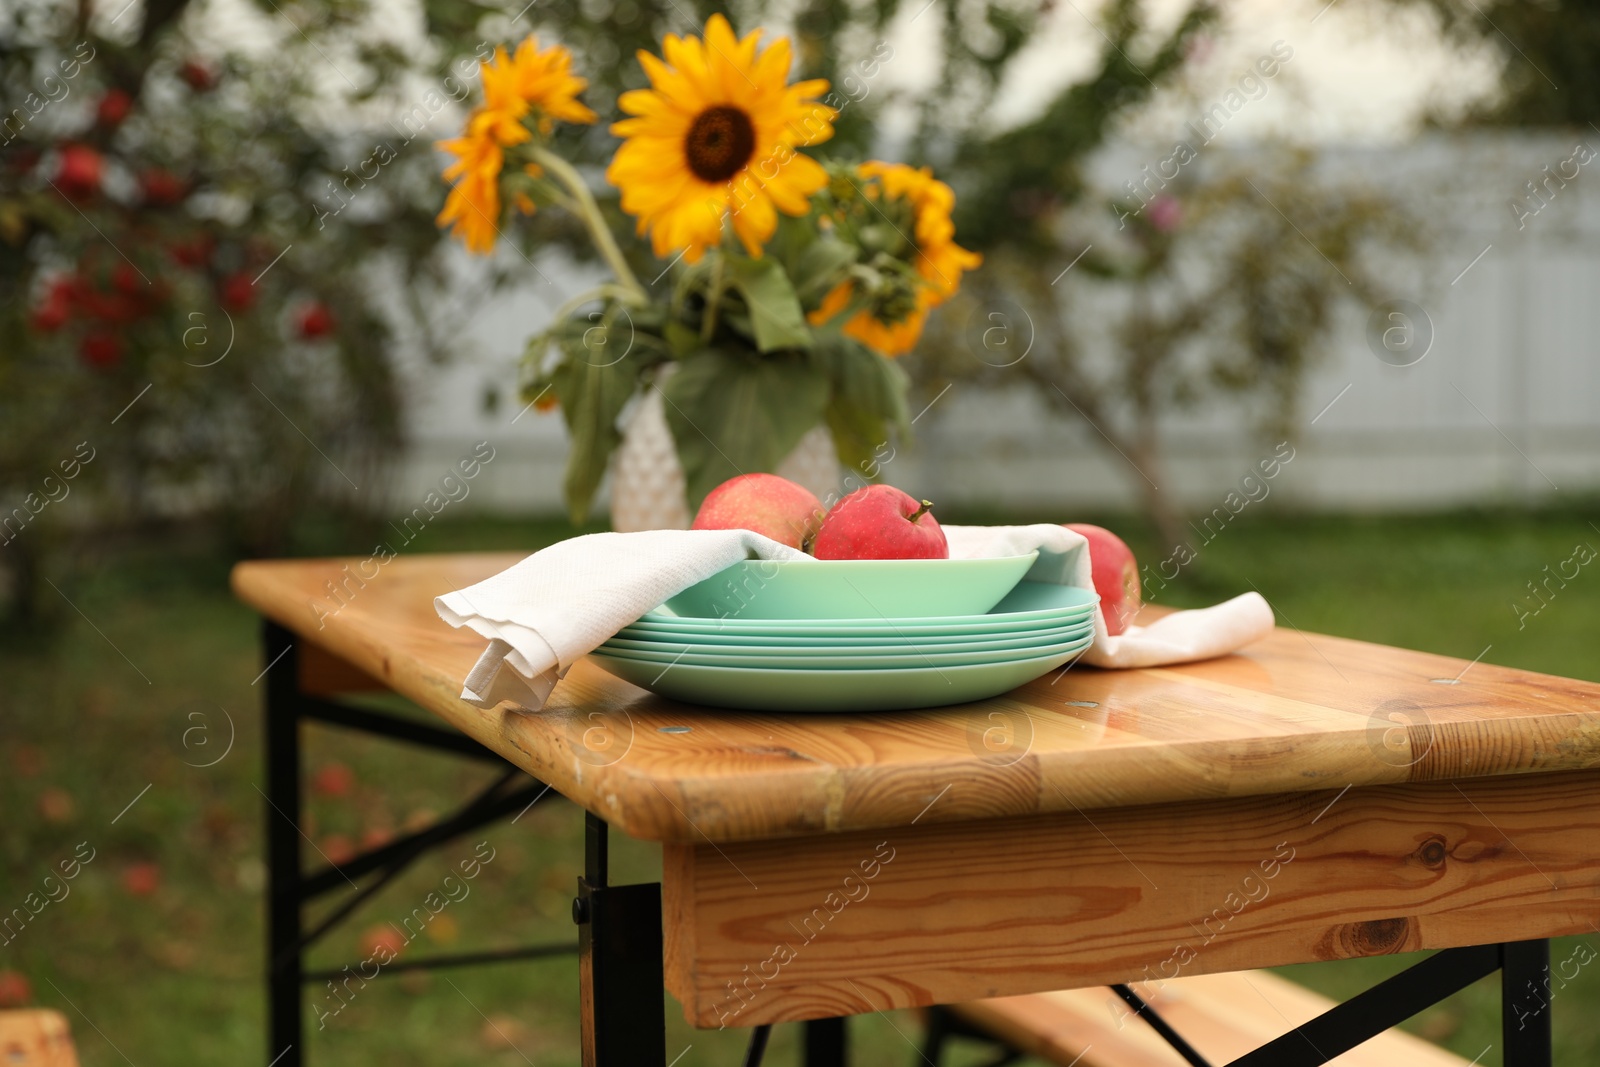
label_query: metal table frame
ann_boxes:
[258,620,1555,1067]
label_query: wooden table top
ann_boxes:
[232,552,1600,845]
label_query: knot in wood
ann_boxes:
[1416,835,1448,868]
[1320,916,1412,958]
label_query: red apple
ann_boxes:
[313,761,354,797]
[295,301,336,339]
[55,144,102,199]
[37,787,75,824]
[96,88,133,127]
[691,473,823,551]
[812,485,948,560]
[1065,523,1141,635]
[360,924,407,960]
[139,168,187,206]
[179,59,217,91]
[80,332,125,369]
[29,282,70,332]
[321,834,355,866]
[0,971,32,1008]
[112,262,144,295]
[120,862,161,896]
[169,233,214,269]
[219,272,256,312]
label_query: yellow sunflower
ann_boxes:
[436,133,504,254]
[809,161,982,357]
[479,37,598,143]
[607,14,836,263]
[437,37,596,253]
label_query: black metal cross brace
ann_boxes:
[926,939,1555,1067]
[260,621,573,1067]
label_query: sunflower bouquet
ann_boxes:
[437,16,980,521]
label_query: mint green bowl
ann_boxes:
[661,552,1039,621]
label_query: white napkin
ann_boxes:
[435,524,1275,709]
[941,525,1275,669]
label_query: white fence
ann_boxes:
[393,132,1600,518]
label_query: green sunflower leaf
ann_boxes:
[814,335,911,475]
[790,236,860,304]
[661,348,829,508]
[725,255,812,353]
[550,337,641,524]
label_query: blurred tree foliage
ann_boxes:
[1396,0,1600,126]
[0,0,499,618]
[924,151,1424,547]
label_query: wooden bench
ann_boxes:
[938,970,1470,1066]
[0,1010,79,1067]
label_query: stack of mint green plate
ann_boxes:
[589,573,1099,713]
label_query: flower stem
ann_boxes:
[700,252,725,342]
[530,146,647,303]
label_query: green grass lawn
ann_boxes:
[3,507,1598,1066]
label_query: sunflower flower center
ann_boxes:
[684,106,756,183]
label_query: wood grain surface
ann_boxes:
[232,553,1600,844]
[661,769,1600,1026]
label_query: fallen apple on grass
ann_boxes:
[813,485,949,560]
[690,473,823,551]
[0,970,32,1007]
[1065,522,1141,635]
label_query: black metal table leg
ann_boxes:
[803,1016,848,1067]
[263,622,303,1067]
[576,811,665,1067]
[742,1024,772,1066]
[1503,939,1554,1067]
[257,622,571,1067]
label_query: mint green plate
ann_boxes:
[595,632,1091,671]
[662,553,1039,621]
[608,618,1093,652]
[634,581,1097,638]
[586,640,1091,712]
[620,605,1095,644]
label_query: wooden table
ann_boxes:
[233,552,1600,1067]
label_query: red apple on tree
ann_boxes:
[96,88,133,127]
[295,301,336,339]
[812,485,948,560]
[691,473,823,551]
[80,332,125,369]
[139,168,187,206]
[220,272,256,312]
[55,144,102,199]
[1065,523,1141,635]
[179,59,218,91]
[29,280,71,332]
[169,234,214,269]
[112,262,144,295]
